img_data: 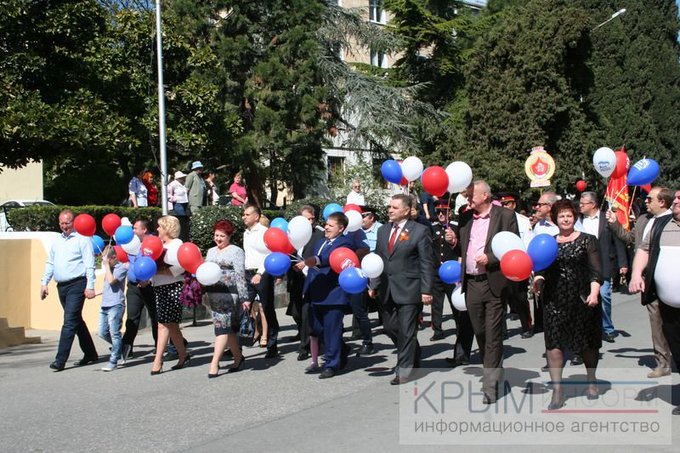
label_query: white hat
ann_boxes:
[191,161,204,170]
[174,171,187,179]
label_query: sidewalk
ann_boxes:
[0,291,677,452]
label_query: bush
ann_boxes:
[7,205,163,238]
[188,205,246,251]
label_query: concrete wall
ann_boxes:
[0,162,44,202]
[0,235,103,330]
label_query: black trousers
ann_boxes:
[431,279,474,360]
[501,279,532,332]
[55,277,97,366]
[122,282,158,351]
[382,299,422,376]
[658,301,680,373]
[286,269,310,353]
[351,291,372,345]
[246,270,279,352]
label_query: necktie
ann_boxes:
[388,225,399,253]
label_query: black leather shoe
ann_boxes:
[521,330,534,339]
[391,376,410,385]
[357,344,375,356]
[171,353,191,370]
[430,332,445,341]
[49,361,65,371]
[445,356,470,368]
[672,406,680,416]
[264,349,279,359]
[603,333,616,343]
[228,356,246,373]
[297,351,310,361]
[571,354,583,366]
[73,356,98,367]
[319,368,336,379]
[340,344,350,370]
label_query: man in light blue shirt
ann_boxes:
[361,210,382,252]
[40,209,98,371]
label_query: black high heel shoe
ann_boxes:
[150,364,163,376]
[171,353,191,370]
[208,371,219,379]
[548,393,565,410]
[228,356,246,373]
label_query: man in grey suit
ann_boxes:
[459,180,519,403]
[184,161,205,215]
[369,194,434,385]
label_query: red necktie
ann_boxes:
[388,225,399,253]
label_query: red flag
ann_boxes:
[606,147,630,230]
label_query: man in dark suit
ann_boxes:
[303,212,353,379]
[459,180,519,403]
[369,194,435,385]
[576,191,628,343]
[288,205,325,361]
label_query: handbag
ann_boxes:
[179,272,203,308]
[238,308,255,347]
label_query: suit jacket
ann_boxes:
[609,213,651,249]
[184,171,205,208]
[576,214,627,279]
[459,204,519,298]
[372,219,435,305]
[303,234,353,306]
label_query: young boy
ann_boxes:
[99,246,128,371]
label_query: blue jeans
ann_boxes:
[99,304,124,364]
[600,279,615,335]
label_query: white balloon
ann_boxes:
[361,253,384,278]
[593,147,616,178]
[491,231,525,260]
[655,246,680,308]
[120,217,132,226]
[196,261,222,286]
[451,284,467,311]
[402,156,424,182]
[252,230,271,255]
[445,161,473,193]
[287,215,313,250]
[164,238,183,266]
[346,210,362,232]
[121,235,141,255]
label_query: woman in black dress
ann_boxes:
[533,200,602,409]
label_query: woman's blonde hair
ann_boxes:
[157,215,181,239]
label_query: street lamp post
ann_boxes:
[592,8,627,31]
[155,0,168,215]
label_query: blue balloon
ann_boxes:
[114,225,134,245]
[339,268,368,294]
[322,203,343,220]
[264,252,291,276]
[381,160,403,184]
[91,235,105,256]
[438,260,462,284]
[527,234,558,272]
[133,256,157,281]
[627,158,660,186]
[270,217,289,231]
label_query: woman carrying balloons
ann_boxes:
[150,215,191,375]
[532,200,602,410]
[203,219,250,377]
[302,212,354,379]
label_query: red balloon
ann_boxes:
[612,151,629,178]
[641,183,652,193]
[113,245,128,263]
[343,203,362,213]
[264,227,295,254]
[74,214,96,237]
[141,235,164,260]
[102,213,122,237]
[575,180,587,192]
[500,250,533,282]
[421,166,449,197]
[400,175,408,186]
[329,247,360,274]
[177,242,204,274]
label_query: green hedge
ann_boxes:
[7,205,163,238]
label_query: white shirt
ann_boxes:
[642,209,673,241]
[243,222,268,274]
[577,213,600,239]
[129,177,148,207]
[346,191,365,206]
[533,218,559,236]
[167,180,188,210]
[515,213,533,248]
[152,238,185,286]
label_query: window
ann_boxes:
[369,0,385,24]
[370,49,387,68]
